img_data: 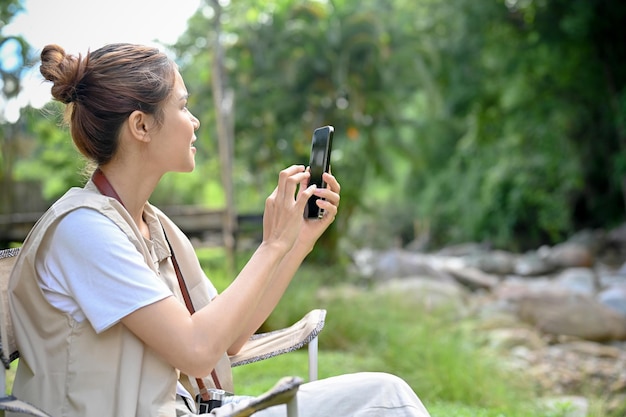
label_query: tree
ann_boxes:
[174,0,424,259]
[392,0,626,250]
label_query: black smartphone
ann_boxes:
[305,125,334,219]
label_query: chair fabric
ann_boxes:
[0,247,20,368]
[230,309,325,368]
[0,395,53,417]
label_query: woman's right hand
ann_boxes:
[124,165,314,377]
[262,165,316,253]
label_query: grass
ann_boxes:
[198,247,612,417]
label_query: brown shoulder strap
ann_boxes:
[162,230,224,395]
[92,168,125,208]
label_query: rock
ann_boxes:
[566,228,607,254]
[515,252,557,276]
[516,292,626,341]
[542,242,594,268]
[608,223,626,245]
[519,341,626,398]
[486,327,546,351]
[351,248,378,278]
[474,309,522,329]
[553,268,596,295]
[493,277,569,302]
[598,285,626,317]
[355,249,455,282]
[597,268,626,288]
[375,278,469,315]
[440,265,500,291]
[565,340,625,358]
[466,249,517,275]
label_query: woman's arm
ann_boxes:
[227,171,341,353]
[121,238,287,377]
[122,166,316,377]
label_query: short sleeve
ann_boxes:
[37,208,173,333]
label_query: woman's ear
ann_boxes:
[127,110,152,143]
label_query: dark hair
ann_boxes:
[39,43,177,165]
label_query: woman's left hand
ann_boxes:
[296,171,341,250]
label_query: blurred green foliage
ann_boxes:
[3,0,626,252]
[172,0,626,251]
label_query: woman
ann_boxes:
[8,43,431,417]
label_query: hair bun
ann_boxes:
[40,44,86,104]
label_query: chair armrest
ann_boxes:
[229,309,326,368]
[0,248,20,367]
[0,395,53,417]
[209,376,302,417]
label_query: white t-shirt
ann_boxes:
[35,208,175,333]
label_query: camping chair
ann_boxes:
[0,247,326,417]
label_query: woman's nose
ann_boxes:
[191,113,200,130]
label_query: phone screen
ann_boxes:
[306,126,334,218]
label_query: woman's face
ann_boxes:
[147,70,200,173]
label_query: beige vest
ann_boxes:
[8,181,233,417]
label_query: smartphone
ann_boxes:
[305,125,334,219]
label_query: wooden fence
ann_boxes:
[0,206,263,248]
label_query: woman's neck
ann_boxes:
[96,165,160,232]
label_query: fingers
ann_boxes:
[310,172,341,221]
[263,165,317,246]
[267,167,339,225]
[322,171,340,194]
[319,172,340,205]
[277,165,311,202]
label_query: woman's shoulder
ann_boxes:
[51,183,116,212]
[53,208,127,249]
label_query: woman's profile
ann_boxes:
[7,43,431,417]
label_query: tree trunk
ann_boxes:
[208,0,237,276]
